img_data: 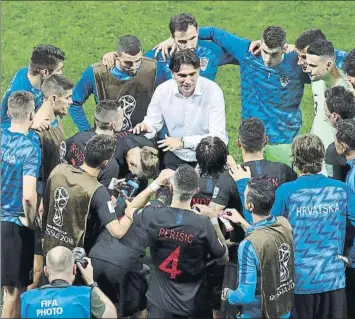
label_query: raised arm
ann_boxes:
[69,66,96,132]
[198,26,251,62]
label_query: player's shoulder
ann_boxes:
[8,67,30,89]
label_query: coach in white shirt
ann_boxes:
[133,49,228,169]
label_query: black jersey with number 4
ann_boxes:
[133,204,226,316]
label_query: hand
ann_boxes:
[228,162,251,182]
[155,169,175,186]
[102,51,118,69]
[285,44,296,53]
[157,135,183,152]
[77,257,94,285]
[132,122,152,134]
[221,288,230,301]
[248,40,261,55]
[31,117,50,132]
[222,209,246,225]
[153,37,177,61]
[191,204,218,218]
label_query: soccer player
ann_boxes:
[65,100,122,190]
[195,25,310,166]
[69,35,157,132]
[305,39,349,149]
[221,178,294,319]
[343,48,355,94]
[133,49,228,169]
[42,135,134,256]
[89,169,175,318]
[125,164,228,318]
[103,13,237,87]
[1,44,65,128]
[271,134,355,319]
[323,86,355,180]
[1,91,41,318]
[33,74,74,192]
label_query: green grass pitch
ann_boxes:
[1,1,354,162]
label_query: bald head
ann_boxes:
[46,246,74,275]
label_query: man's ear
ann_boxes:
[44,266,49,278]
[333,113,341,123]
[264,136,269,145]
[283,43,288,53]
[247,202,254,212]
[29,111,35,122]
[41,68,50,77]
[49,95,57,104]
[326,60,333,69]
[237,138,242,148]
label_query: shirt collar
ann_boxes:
[173,77,203,97]
[246,215,276,234]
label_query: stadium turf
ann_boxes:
[1,1,354,162]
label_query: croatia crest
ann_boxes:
[200,57,209,71]
[280,75,291,87]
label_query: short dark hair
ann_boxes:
[336,119,355,151]
[41,74,74,99]
[246,177,275,216]
[239,118,266,152]
[84,135,116,168]
[173,164,199,201]
[295,29,326,50]
[262,26,286,49]
[7,91,35,122]
[117,35,142,56]
[325,86,355,120]
[291,134,324,174]
[94,100,120,130]
[196,136,227,177]
[343,49,355,77]
[307,39,335,58]
[169,13,198,36]
[29,44,65,75]
[169,49,200,73]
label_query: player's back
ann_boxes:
[133,204,225,316]
[272,174,348,294]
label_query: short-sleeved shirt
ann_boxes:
[1,128,41,226]
[212,160,297,209]
[84,185,117,253]
[133,204,225,316]
[65,130,120,190]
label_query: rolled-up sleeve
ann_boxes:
[143,87,165,139]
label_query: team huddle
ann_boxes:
[2,12,355,319]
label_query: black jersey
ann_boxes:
[65,130,120,190]
[325,142,350,182]
[133,204,225,316]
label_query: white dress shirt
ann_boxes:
[143,77,228,162]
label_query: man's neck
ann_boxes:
[171,197,191,210]
[95,128,114,136]
[252,213,271,224]
[324,64,343,88]
[36,101,56,122]
[242,150,264,163]
[9,122,29,135]
[27,69,43,89]
[48,276,72,285]
[80,163,100,177]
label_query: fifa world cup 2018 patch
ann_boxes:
[200,57,209,71]
[280,75,291,87]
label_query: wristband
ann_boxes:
[150,180,160,192]
[210,217,218,225]
[88,282,98,288]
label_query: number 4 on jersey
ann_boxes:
[159,246,182,279]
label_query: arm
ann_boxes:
[20,145,41,228]
[198,26,251,62]
[209,217,229,264]
[69,66,96,132]
[227,240,258,305]
[92,186,133,239]
[141,87,165,138]
[236,178,252,225]
[183,85,227,150]
[205,218,228,264]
